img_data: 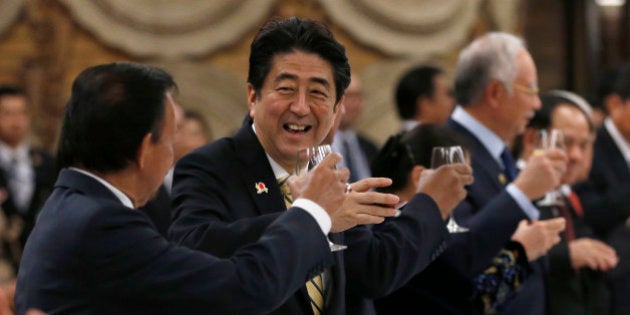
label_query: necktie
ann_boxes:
[277,176,325,314]
[556,201,576,241]
[342,139,357,183]
[500,148,518,182]
[567,190,583,217]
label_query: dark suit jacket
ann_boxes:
[169,117,449,315]
[357,133,379,165]
[139,184,172,237]
[15,169,336,315]
[539,194,610,315]
[0,147,55,268]
[577,125,630,315]
[377,119,547,315]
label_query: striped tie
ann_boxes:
[278,175,325,314]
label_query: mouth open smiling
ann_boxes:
[285,123,312,133]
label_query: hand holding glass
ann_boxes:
[431,146,469,233]
[296,144,348,252]
[533,129,566,206]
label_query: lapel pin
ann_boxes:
[255,182,268,194]
[498,173,506,185]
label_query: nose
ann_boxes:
[532,95,542,110]
[290,92,311,116]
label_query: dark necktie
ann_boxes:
[277,176,325,315]
[500,148,518,182]
[342,139,357,183]
[556,195,576,241]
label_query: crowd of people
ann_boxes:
[0,16,628,315]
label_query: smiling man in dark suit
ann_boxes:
[169,17,473,315]
[15,62,351,314]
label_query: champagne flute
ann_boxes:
[534,129,566,206]
[431,146,469,233]
[296,144,348,252]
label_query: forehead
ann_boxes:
[552,104,589,132]
[268,51,335,84]
[0,95,27,110]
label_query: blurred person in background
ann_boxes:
[394,65,455,131]
[331,73,379,182]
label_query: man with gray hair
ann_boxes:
[443,31,568,315]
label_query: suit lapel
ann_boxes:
[447,119,505,192]
[232,118,288,216]
[597,127,630,183]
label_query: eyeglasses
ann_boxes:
[511,82,539,96]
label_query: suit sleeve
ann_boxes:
[84,205,333,314]
[442,189,528,278]
[344,193,449,297]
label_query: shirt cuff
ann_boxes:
[506,184,540,220]
[293,198,332,234]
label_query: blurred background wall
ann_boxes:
[0,0,627,151]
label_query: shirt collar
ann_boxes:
[604,117,630,164]
[0,141,29,166]
[252,123,292,180]
[70,167,135,209]
[401,120,419,132]
[451,106,507,164]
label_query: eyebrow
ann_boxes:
[275,72,331,90]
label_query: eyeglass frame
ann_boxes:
[507,81,539,96]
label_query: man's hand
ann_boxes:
[329,177,399,232]
[416,163,473,219]
[513,149,567,200]
[292,153,349,217]
[511,218,565,261]
[569,238,618,271]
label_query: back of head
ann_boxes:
[57,62,175,173]
[395,65,443,120]
[247,16,351,105]
[371,124,466,193]
[454,32,525,106]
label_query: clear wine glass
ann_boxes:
[296,144,348,252]
[431,146,470,233]
[534,129,566,207]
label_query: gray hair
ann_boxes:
[454,32,526,106]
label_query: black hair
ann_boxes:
[371,124,466,193]
[247,16,351,105]
[57,62,176,172]
[395,65,443,119]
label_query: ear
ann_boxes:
[334,95,346,114]
[409,165,425,190]
[247,83,257,118]
[136,133,153,170]
[485,80,505,108]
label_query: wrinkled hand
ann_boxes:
[291,153,349,218]
[511,218,565,262]
[329,177,400,232]
[417,163,473,220]
[569,238,618,271]
[514,149,567,200]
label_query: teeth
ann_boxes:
[287,124,306,131]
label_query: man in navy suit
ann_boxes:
[578,62,630,315]
[15,62,352,314]
[417,32,566,314]
[169,17,473,315]
[0,86,56,272]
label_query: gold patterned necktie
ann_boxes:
[277,175,325,315]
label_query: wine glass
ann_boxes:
[431,146,470,233]
[296,144,348,252]
[534,129,566,207]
